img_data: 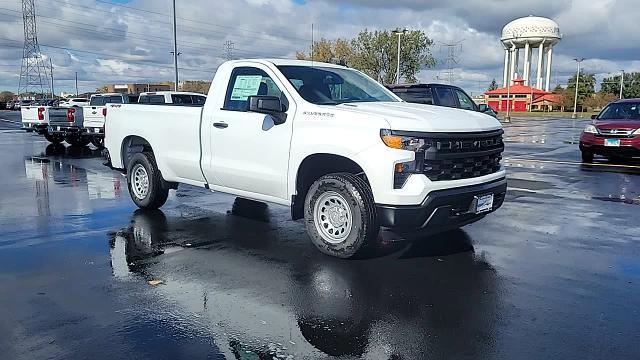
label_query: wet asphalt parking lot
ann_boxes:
[0,109,639,359]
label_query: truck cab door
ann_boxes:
[205,65,295,202]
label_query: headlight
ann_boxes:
[380,129,428,151]
[584,125,599,134]
[633,128,640,136]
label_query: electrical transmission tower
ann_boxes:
[437,40,464,85]
[223,41,235,61]
[18,0,51,98]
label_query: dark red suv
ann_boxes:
[580,99,640,163]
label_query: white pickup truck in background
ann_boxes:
[104,59,506,258]
[83,93,140,148]
[138,91,206,105]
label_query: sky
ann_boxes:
[1,0,639,95]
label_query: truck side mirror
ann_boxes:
[247,95,287,125]
[478,104,488,112]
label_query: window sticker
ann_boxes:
[230,75,263,101]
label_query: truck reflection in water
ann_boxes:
[109,199,501,359]
[23,145,123,217]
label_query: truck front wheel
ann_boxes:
[127,152,169,209]
[304,173,379,258]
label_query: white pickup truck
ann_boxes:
[104,59,507,258]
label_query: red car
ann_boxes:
[580,99,640,163]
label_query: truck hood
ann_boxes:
[333,102,502,133]
[594,120,640,130]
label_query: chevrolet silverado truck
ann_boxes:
[104,59,506,258]
[47,105,89,146]
[83,93,140,148]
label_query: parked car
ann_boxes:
[138,91,206,105]
[104,59,506,259]
[580,98,640,163]
[5,101,14,110]
[59,98,89,107]
[83,93,139,148]
[16,99,36,110]
[387,83,498,118]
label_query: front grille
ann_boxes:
[597,128,635,138]
[421,130,504,181]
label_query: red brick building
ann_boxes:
[484,79,560,112]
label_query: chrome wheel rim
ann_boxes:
[131,164,149,200]
[314,191,352,244]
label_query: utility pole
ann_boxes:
[49,58,54,99]
[75,71,78,96]
[571,58,585,119]
[619,70,625,99]
[19,0,52,98]
[392,29,408,84]
[171,0,179,91]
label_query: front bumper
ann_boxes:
[376,177,507,231]
[580,133,640,157]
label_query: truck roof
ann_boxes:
[226,59,349,69]
[139,91,206,96]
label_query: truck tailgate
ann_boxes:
[49,107,84,127]
[83,106,106,128]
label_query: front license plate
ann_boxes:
[475,194,494,214]
[604,138,620,147]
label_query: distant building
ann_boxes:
[106,83,171,94]
[484,79,562,112]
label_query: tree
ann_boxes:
[0,91,15,102]
[95,86,108,94]
[487,79,498,91]
[583,92,617,110]
[565,72,596,110]
[296,38,353,65]
[552,84,564,93]
[601,72,640,99]
[349,29,436,84]
[297,29,436,85]
[180,80,210,94]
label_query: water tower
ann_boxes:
[501,16,561,91]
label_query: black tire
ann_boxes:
[581,151,594,163]
[65,135,90,147]
[44,132,64,144]
[90,137,104,149]
[304,173,379,259]
[126,152,169,209]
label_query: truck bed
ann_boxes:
[105,103,206,185]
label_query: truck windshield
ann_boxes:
[598,102,640,120]
[277,65,398,105]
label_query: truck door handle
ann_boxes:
[213,122,228,129]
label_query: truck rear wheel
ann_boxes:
[90,137,104,149]
[127,152,169,209]
[44,133,64,144]
[304,173,379,258]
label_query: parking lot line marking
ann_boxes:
[0,118,21,124]
[505,157,640,170]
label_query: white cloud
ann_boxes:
[0,0,638,93]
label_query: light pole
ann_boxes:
[619,70,625,99]
[49,58,54,99]
[571,58,585,119]
[392,28,408,84]
[171,0,180,91]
